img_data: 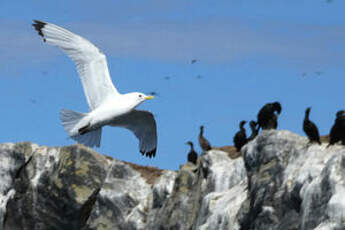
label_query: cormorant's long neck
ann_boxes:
[189,143,194,151]
[305,110,310,120]
[240,124,245,132]
[200,128,204,137]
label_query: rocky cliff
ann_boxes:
[0,130,345,230]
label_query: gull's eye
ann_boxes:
[139,94,142,98]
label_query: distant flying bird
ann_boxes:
[33,20,157,158]
[199,125,212,151]
[257,102,282,130]
[191,59,198,64]
[29,98,37,104]
[329,110,345,146]
[233,121,247,151]
[303,107,321,145]
[247,120,258,141]
[164,76,171,80]
[147,91,159,97]
[186,141,198,164]
[195,75,203,79]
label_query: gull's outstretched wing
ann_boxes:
[32,20,119,110]
[110,110,157,158]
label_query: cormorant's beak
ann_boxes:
[145,95,154,100]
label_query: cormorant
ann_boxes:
[303,107,321,145]
[257,101,282,130]
[199,126,212,151]
[233,121,248,152]
[247,120,258,141]
[186,141,198,164]
[329,110,345,146]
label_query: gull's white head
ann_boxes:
[124,92,154,108]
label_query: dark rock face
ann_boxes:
[0,143,28,228]
[1,130,345,229]
[240,130,345,230]
[148,164,202,230]
[4,145,108,230]
[0,143,170,230]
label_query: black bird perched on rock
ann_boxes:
[199,126,212,151]
[233,121,248,151]
[257,101,282,130]
[329,110,345,146]
[303,107,321,145]
[186,141,198,164]
[247,120,258,141]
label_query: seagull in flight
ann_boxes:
[32,20,157,158]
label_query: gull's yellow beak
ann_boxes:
[145,95,155,100]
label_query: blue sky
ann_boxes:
[1,0,344,170]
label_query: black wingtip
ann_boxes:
[32,20,47,41]
[140,148,156,158]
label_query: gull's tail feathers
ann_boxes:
[71,128,102,148]
[60,109,102,147]
[60,109,87,136]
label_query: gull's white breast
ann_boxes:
[89,95,135,128]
